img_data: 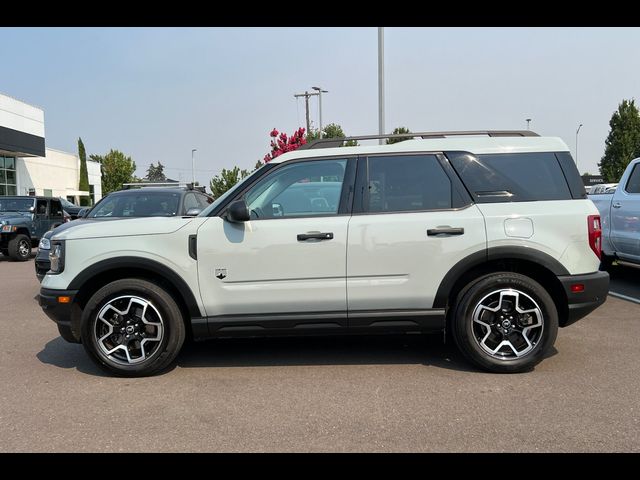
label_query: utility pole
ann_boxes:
[191,149,197,185]
[576,123,583,168]
[526,118,531,130]
[378,27,385,145]
[294,90,317,134]
[312,86,328,138]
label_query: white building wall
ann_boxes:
[87,159,102,202]
[0,93,45,138]
[17,148,102,204]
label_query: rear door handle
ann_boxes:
[297,232,334,241]
[613,202,622,209]
[427,227,465,236]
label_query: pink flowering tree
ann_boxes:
[262,127,307,164]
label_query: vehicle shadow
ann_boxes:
[0,250,36,262]
[37,334,558,377]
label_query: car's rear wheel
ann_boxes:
[451,272,558,373]
[8,234,31,261]
[80,278,185,377]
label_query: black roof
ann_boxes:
[0,196,55,201]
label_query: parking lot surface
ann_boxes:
[1,255,639,452]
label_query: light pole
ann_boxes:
[312,86,328,138]
[378,27,385,145]
[576,124,583,168]
[526,118,531,130]
[191,149,197,185]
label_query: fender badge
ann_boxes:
[215,268,227,280]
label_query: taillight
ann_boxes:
[588,215,602,259]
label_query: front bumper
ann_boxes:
[558,271,609,327]
[39,288,81,343]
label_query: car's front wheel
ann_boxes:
[8,234,32,261]
[451,272,558,373]
[80,278,186,377]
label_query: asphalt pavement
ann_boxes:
[0,254,639,452]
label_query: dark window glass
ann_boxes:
[625,164,640,193]
[36,200,48,214]
[0,156,5,168]
[5,169,16,185]
[367,155,452,212]
[5,157,15,169]
[0,170,5,184]
[449,152,572,202]
[50,200,63,217]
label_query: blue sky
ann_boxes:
[1,27,639,185]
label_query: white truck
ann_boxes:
[590,157,640,268]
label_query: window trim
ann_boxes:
[218,156,357,221]
[355,151,472,216]
[624,163,640,194]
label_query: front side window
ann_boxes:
[367,155,452,212]
[244,159,348,219]
[625,164,640,193]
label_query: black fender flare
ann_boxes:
[68,256,202,317]
[433,246,570,308]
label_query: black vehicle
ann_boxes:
[0,196,65,261]
[35,186,213,280]
[59,198,84,219]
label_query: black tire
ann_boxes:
[8,234,32,261]
[80,278,186,377]
[0,248,8,257]
[451,272,558,373]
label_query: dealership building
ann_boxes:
[0,92,101,204]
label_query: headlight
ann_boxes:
[49,240,65,274]
[39,237,51,250]
[1,225,16,233]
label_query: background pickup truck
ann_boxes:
[0,196,66,261]
[590,157,640,268]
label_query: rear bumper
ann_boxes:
[558,271,609,327]
[39,288,81,343]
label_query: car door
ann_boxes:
[611,162,640,260]
[196,157,356,333]
[346,153,486,330]
[34,199,49,239]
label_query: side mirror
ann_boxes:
[226,199,250,223]
[185,207,202,216]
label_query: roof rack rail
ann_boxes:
[299,130,540,150]
[121,182,204,192]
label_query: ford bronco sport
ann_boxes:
[38,131,609,376]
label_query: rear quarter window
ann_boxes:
[448,151,573,203]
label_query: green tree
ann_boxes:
[386,127,412,144]
[90,150,137,195]
[306,123,358,146]
[77,138,91,206]
[146,162,167,182]
[209,166,251,199]
[599,99,640,182]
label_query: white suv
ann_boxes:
[39,131,609,376]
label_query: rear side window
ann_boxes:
[448,152,572,202]
[625,164,640,193]
[367,155,452,212]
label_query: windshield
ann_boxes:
[87,191,181,218]
[0,198,34,213]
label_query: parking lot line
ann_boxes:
[608,291,640,304]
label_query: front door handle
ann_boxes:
[427,227,465,236]
[613,202,622,209]
[297,232,334,241]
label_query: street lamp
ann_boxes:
[378,27,385,145]
[526,118,532,130]
[191,149,197,185]
[312,86,328,138]
[576,124,583,168]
